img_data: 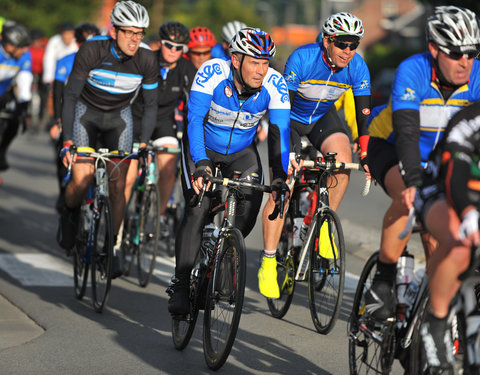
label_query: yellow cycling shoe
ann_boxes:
[319,221,338,259]
[258,255,280,298]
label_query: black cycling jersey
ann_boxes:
[62,36,158,144]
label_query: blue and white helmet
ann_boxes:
[229,27,276,59]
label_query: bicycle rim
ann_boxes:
[137,184,160,287]
[73,219,89,299]
[308,209,345,334]
[203,228,246,370]
[91,197,114,313]
[267,215,295,319]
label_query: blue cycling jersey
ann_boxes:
[54,52,75,83]
[284,43,371,125]
[369,52,480,164]
[0,45,32,101]
[188,58,291,176]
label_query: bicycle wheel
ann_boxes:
[308,209,345,334]
[267,214,296,319]
[165,204,177,258]
[137,183,160,287]
[73,214,89,299]
[203,228,246,370]
[348,251,396,374]
[91,196,114,313]
[121,189,139,277]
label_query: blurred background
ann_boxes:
[2,0,479,106]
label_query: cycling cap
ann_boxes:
[110,1,149,29]
[187,26,216,49]
[1,22,31,47]
[221,20,247,43]
[427,6,480,53]
[74,23,100,44]
[322,12,364,40]
[229,27,276,59]
[159,21,190,44]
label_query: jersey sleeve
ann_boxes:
[283,48,302,92]
[350,56,371,97]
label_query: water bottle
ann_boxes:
[299,190,310,216]
[396,253,414,321]
[292,217,304,247]
[299,193,316,242]
[147,159,156,183]
[201,223,219,267]
[404,268,426,314]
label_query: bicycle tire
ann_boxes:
[203,228,246,370]
[267,214,296,319]
[121,188,141,277]
[137,183,160,287]
[73,215,89,300]
[165,205,177,258]
[308,208,345,334]
[91,196,114,313]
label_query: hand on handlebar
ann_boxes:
[269,177,290,220]
[192,165,213,195]
[60,142,76,168]
[459,209,480,247]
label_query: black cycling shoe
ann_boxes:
[57,205,79,251]
[167,275,190,316]
[364,279,396,321]
[420,312,455,374]
[111,255,123,279]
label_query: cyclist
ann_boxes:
[128,20,196,236]
[0,22,32,171]
[365,6,480,321]
[167,27,290,316]
[258,12,371,298]
[211,20,247,59]
[50,22,100,212]
[57,0,158,279]
[185,26,216,69]
[413,101,480,371]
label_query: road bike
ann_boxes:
[267,152,370,334]
[67,147,131,313]
[169,171,272,370]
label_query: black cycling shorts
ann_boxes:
[368,137,400,193]
[72,101,133,153]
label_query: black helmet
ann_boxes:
[158,21,189,44]
[2,23,31,47]
[74,22,100,44]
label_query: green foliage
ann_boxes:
[1,0,101,37]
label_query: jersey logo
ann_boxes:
[284,70,296,83]
[401,88,416,101]
[360,80,369,89]
[224,85,233,98]
[362,108,370,115]
[195,63,222,88]
[268,73,289,103]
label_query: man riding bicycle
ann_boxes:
[258,12,371,299]
[167,27,290,316]
[365,6,480,326]
[57,1,158,278]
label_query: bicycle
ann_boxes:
[169,171,272,370]
[267,152,370,334]
[66,146,131,313]
[121,145,181,285]
[347,209,472,374]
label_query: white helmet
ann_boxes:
[322,12,364,40]
[427,6,480,53]
[221,20,247,43]
[110,1,149,29]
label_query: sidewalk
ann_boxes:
[0,294,44,351]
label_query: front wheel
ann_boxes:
[203,228,246,370]
[91,196,114,313]
[308,209,345,334]
[73,213,89,300]
[137,183,160,287]
[267,214,296,319]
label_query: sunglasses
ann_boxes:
[328,37,359,51]
[438,45,478,60]
[162,41,184,52]
[189,50,211,56]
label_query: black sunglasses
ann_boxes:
[439,45,478,60]
[162,41,184,52]
[328,37,359,51]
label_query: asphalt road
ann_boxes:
[0,130,424,374]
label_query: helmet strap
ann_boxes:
[431,56,463,93]
[232,54,262,98]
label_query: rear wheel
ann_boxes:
[137,183,160,287]
[91,197,114,313]
[308,209,345,334]
[203,228,246,370]
[267,213,296,319]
